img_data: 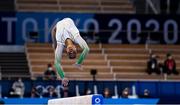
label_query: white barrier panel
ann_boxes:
[48,94,103,105]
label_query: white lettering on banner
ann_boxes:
[164,20,178,44]
[22,18,38,42]
[108,19,122,43]
[1,15,179,44]
[127,19,141,44]
[145,19,160,43]
[146,19,159,31]
[1,17,17,43]
[83,18,99,33]
[45,18,59,42]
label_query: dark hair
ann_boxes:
[47,63,52,67]
[166,53,171,57]
[68,51,76,59]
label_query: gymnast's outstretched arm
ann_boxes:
[54,44,68,86]
[74,35,90,65]
[51,25,66,82]
[54,44,65,79]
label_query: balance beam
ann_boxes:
[48,94,103,105]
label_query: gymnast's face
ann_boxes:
[66,45,77,59]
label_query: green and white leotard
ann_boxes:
[54,18,89,79]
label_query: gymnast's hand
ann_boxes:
[62,78,69,87]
